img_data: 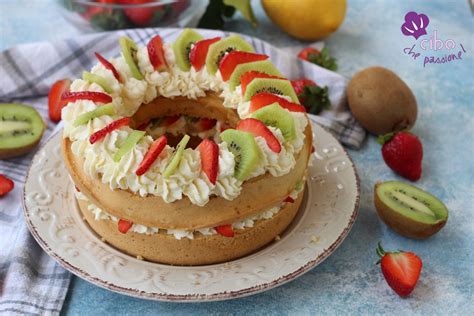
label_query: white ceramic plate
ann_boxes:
[23,123,359,302]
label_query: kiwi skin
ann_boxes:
[347,67,417,135]
[374,182,448,239]
[0,104,46,159]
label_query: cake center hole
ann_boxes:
[143,115,227,149]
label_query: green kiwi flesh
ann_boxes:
[374,181,448,239]
[0,103,45,159]
[220,129,260,181]
[119,36,143,80]
[113,130,145,162]
[73,103,115,127]
[251,102,296,141]
[172,29,204,71]
[82,71,113,94]
[164,135,190,178]
[228,60,282,91]
[206,35,254,74]
[243,78,299,103]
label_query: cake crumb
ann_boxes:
[310,235,320,244]
[136,255,144,261]
[275,235,281,241]
[100,237,106,242]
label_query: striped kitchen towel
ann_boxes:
[0,27,365,315]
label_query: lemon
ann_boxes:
[261,0,347,41]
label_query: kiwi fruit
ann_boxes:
[251,102,296,141]
[163,135,190,178]
[228,60,282,91]
[205,35,254,74]
[347,66,417,135]
[243,78,299,103]
[82,71,113,94]
[374,181,448,239]
[73,103,115,127]
[0,103,45,159]
[172,29,204,71]
[113,130,145,162]
[220,129,260,181]
[119,36,143,80]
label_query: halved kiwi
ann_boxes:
[172,29,204,71]
[0,103,45,159]
[73,103,115,127]
[251,102,296,141]
[228,60,282,91]
[119,36,143,80]
[82,71,113,94]
[243,78,299,103]
[205,35,254,74]
[220,129,260,181]
[113,130,145,162]
[374,181,448,239]
[163,135,190,178]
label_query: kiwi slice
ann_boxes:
[73,103,115,127]
[0,103,45,159]
[119,36,143,80]
[252,103,296,141]
[172,29,204,71]
[243,78,299,103]
[82,71,113,94]
[374,181,448,239]
[113,130,145,162]
[205,35,254,74]
[163,135,190,178]
[220,129,260,181]
[228,60,282,91]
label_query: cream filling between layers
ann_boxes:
[75,178,305,240]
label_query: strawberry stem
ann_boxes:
[377,132,395,145]
[376,242,386,262]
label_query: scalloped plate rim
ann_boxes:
[22,124,360,302]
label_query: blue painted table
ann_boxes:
[1,0,473,314]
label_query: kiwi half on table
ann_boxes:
[374,181,448,239]
[0,103,45,159]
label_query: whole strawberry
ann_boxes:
[378,131,423,181]
[376,242,422,297]
[290,79,331,115]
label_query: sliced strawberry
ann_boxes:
[291,78,317,95]
[162,116,180,126]
[135,136,167,176]
[311,145,315,153]
[215,224,234,237]
[189,37,221,71]
[240,71,286,95]
[377,243,422,297]
[62,91,112,104]
[219,51,268,81]
[147,35,167,71]
[48,79,71,122]
[197,139,219,185]
[249,92,306,113]
[89,117,131,144]
[197,118,217,132]
[75,185,80,192]
[0,175,14,197]
[95,52,122,83]
[284,196,295,203]
[118,219,133,234]
[236,118,281,153]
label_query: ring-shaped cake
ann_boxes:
[61,29,313,265]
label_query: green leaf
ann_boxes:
[308,47,338,71]
[223,0,257,28]
[299,85,331,115]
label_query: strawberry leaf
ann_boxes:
[299,85,331,115]
[307,47,338,71]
